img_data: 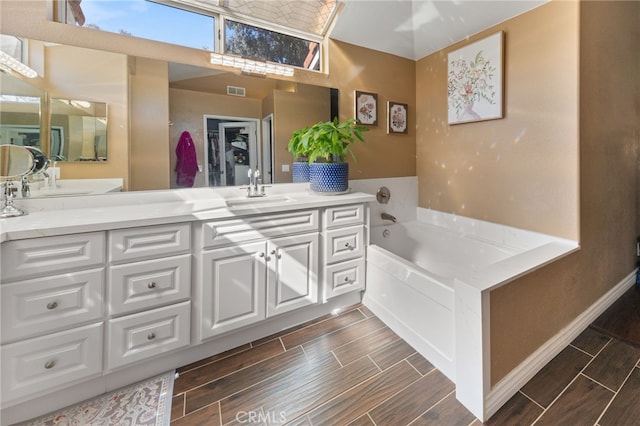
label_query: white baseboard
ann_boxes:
[485,268,638,419]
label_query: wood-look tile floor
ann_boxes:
[170,304,640,425]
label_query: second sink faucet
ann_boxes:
[243,168,268,197]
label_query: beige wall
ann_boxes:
[44,43,129,187]
[129,57,170,191]
[415,0,639,386]
[416,2,580,240]
[488,2,638,385]
[325,40,417,179]
[272,84,331,183]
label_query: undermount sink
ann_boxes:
[224,195,292,208]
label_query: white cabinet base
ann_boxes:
[0,291,362,426]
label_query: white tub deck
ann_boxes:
[363,208,579,420]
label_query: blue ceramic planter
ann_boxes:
[292,161,310,183]
[309,162,349,193]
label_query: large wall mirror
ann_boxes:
[0,34,337,196]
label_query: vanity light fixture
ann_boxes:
[210,53,294,77]
[0,51,37,79]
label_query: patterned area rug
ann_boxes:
[18,371,175,426]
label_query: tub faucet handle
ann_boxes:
[381,212,397,223]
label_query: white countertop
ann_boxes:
[0,184,375,242]
[25,178,124,197]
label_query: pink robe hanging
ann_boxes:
[175,131,198,187]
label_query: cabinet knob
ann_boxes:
[270,249,276,255]
[46,301,58,310]
[148,282,157,289]
[147,333,156,340]
[44,360,56,369]
[258,252,265,258]
[344,277,350,282]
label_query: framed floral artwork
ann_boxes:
[355,91,378,126]
[387,101,408,134]
[447,31,503,125]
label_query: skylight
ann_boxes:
[169,0,337,36]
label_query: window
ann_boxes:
[62,0,215,51]
[57,0,335,72]
[224,20,320,71]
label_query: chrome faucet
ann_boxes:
[21,176,30,198]
[242,168,269,197]
[381,212,397,223]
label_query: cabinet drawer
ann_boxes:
[109,254,191,316]
[324,204,365,228]
[109,223,191,263]
[1,232,105,282]
[324,258,366,299]
[107,301,190,370]
[1,322,103,403]
[202,210,319,248]
[324,226,365,264]
[1,269,104,344]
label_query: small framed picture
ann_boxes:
[355,90,378,126]
[387,101,408,134]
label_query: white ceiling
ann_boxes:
[329,0,547,60]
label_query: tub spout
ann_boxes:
[381,212,397,223]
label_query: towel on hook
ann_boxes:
[175,131,198,187]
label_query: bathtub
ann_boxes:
[362,208,579,418]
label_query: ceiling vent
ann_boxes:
[227,85,246,97]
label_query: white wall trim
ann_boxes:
[485,268,638,419]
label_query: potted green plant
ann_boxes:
[303,118,367,193]
[287,126,311,182]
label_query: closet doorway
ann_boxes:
[204,116,259,187]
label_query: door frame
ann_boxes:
[202,115,261,187]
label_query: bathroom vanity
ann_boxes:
[0,185,374,424]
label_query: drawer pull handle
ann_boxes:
[147,333,156,340]
[344,277,351,282]
[46,301,58,310]
[148,282,157,289]
[44,360,56,369]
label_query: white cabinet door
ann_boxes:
[200,241,266,339]
[267,234,319,317]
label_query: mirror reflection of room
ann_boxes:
[50,98,108,162]
[205,119,257,187]
[0,34,336,193]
